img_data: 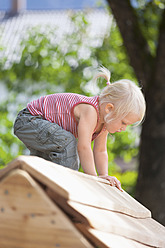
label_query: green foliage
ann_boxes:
[95,20,136,83]
[133,0,165,56]
[112,170,138,196]
[108,126,139,162]
[1,13,94,96]
[107,127,139,195]
[0,110,25,166]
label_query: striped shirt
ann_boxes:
[27,93,105,141]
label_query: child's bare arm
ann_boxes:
[93,131,109,175]
[75,104,123,191]
[76,104,98,176]
[94,132,123,192]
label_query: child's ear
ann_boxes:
[105,103,114,114]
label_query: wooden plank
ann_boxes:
[76,224,155,248]
[46,191,165,248]
[0,169,94,248]
[65,201,165,248]
[5,155,151,218]
[47,191,155,248]
[0,158,21,179]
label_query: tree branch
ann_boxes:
[106,0,153,89]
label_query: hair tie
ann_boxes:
[106,81,111,85]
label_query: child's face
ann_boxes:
[105,112,140,134]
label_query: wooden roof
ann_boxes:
[0,155,165,247]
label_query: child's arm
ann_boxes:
[93,131,109,175]
[76,104,98,176]
[75,103,122,191]
[93,132,123,192]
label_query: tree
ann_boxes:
[106,0,165,225]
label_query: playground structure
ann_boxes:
[0,155,165,248]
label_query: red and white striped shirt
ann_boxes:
[27,93,105,141]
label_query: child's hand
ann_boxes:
[99,175,123,192]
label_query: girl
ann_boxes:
[14,66,146,192]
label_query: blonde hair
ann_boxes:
[94,66,146,125]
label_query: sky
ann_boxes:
[0,0,107,10]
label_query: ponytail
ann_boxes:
[94,65,111,85]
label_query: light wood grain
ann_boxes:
[3,155,151,218]
[76,224,155,248]
[1,156,165,248]
[0,169,93,248]
[67,201,165,248]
